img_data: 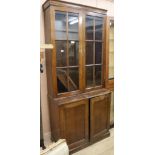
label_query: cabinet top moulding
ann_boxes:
[42,0,107,14]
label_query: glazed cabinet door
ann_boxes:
[90,94,111,142]
[59,99,89,152]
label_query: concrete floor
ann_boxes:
[72,128,114,155]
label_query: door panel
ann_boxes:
[90,94,111,142]
[59,99,89,150]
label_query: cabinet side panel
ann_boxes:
[48,97,60,141]
[110,91,114,126]
[44,8,53,96]
[44,7,51,44]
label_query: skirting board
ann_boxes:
[40,139,69,155]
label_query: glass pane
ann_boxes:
[109,20,114,79]
[95,17,103,40]
[56,41,67,67]
[95,65,102,86]
[68,13,79,40]
[55,31,66,40]
[86,16,94,40]
[86,41,94,65]
[55,11,67,40]
[69,67,79,91]
[95,42,102,64]
[69,41,79,66]
[68,32,78,40]
[57,68,68,93]
[86,66,94,87]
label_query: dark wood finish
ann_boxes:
[43,0,107,13]
[43,0,108,97]
[48,96,60,141]
[79,11,84,91]
[48,88,111,153]
[54,88,111,106]
[107,79,114,91]
[43,0,113,153]
[50,6,83,97]
[59,99,89,152]
[44,8,53,96]
[51,7,58,97]
[90,94,111,142]
[49,89,111,153]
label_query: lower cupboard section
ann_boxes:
[59,99,89,152]
[57,92,111,153]
[90,94,111,143]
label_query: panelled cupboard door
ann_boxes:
[90,94,111,142]
[59,99,89,151]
